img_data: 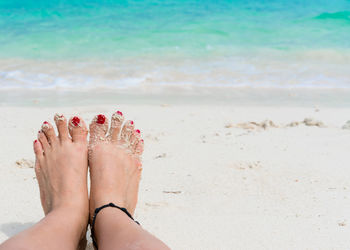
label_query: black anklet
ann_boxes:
[91,202,140,249]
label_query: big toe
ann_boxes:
[68,116,88,143]
[89,114,109,143]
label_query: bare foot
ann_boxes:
[34,114,89,250]
[88,111,144,220]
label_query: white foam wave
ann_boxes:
[1,50,350,91]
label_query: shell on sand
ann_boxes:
[303,118,325,127]
[234,120,279,130]
[15,159,34,168]
[342,120,350,130]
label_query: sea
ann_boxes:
[0,0,349,91]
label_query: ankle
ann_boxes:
[90,189,127,209]
[93,206,138,245]
[52,195,88,210]
[49,203,89,228]
[42,206,88,247]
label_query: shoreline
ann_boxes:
[2,87,350,108]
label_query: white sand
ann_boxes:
[0,104,350,249]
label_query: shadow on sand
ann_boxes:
[0,222,35,238]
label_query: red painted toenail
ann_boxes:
[34,140,38,143]
[72,116,80,127]
[135,129,141,134]
[96,114,106,124]
[117,111,123,116]
[130,120,134,125]
[42,121,50,130]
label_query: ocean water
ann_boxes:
[0,0,349,90]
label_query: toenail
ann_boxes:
[42,122,50,130]
[34,139,38,143]
[124,121,134,132]
[54,113,65,122]
[71,116,81,127]
[135,129,141,134]
[112,111,124,123]
[96,114,106,124]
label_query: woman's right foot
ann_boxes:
[88,111,144,219]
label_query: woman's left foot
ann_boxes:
[88,112,144,221]
[33,114,89,250]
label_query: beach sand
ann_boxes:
[0,94,350,249]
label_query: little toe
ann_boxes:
[68,116,88,143]
[120,120,135,144]
[33,139,44,160]
[89,114,109,143]
[109,111,124,141]
[41,121,58,146]
[54,113,70,142]
[134,139,144,157]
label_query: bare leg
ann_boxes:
[89,112,170,250]
[0,115,89,250]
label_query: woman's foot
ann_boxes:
[33,114,89,250]
[88,113,170,250]
[88,111,144,219]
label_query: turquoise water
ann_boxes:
[0,0,349,89]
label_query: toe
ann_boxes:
[134,139,144,156]
[38,130,50,151]
[54,113,70,142]
[33,139,43,180]
[129,129,141,152]
[68,116,88,143]
[41,121,58,146]
[120,120,135,144]
[109,111,124,141]
[33,139,44,160]
[89,114,109,143]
